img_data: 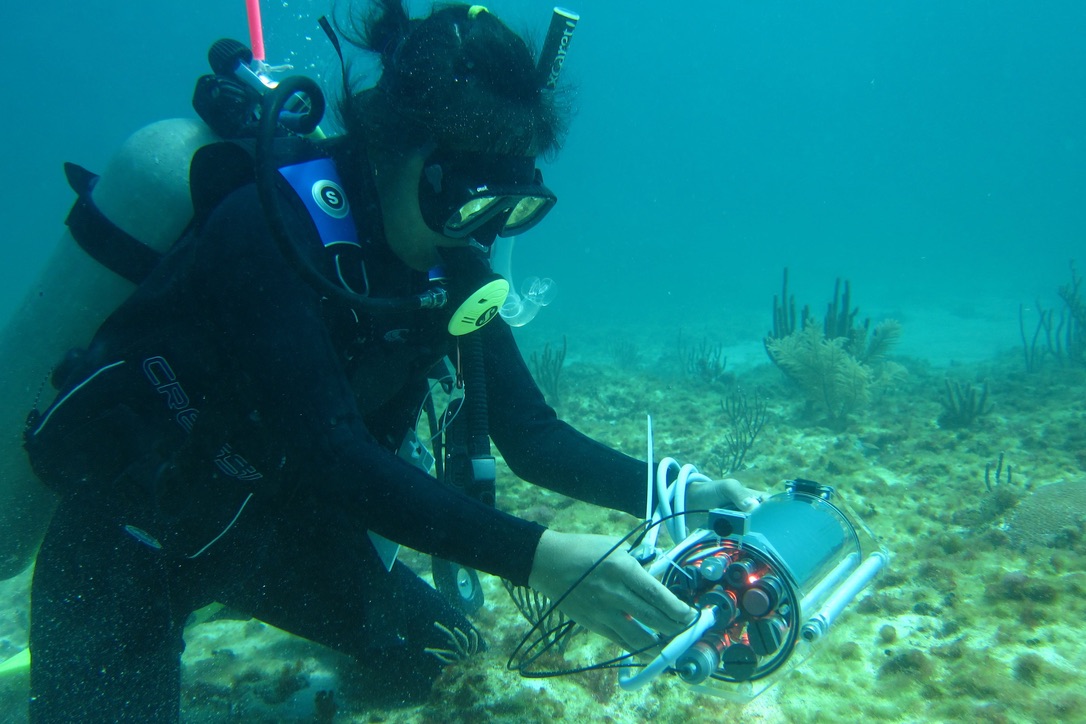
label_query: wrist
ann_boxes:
[528,528,556,590]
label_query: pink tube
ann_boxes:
[246,0,266,61]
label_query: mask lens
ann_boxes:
[500,195,555,236]
[450,196,501,231]
[420,151,557,238]
[506,196,550,230]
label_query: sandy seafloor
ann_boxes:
[1,293,1085,723]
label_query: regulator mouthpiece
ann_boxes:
[500,276,556,327]
[490,236,555,327]
[434,247,510,336]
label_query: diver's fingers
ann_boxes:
[716,477,766,511]
[577,614,653,655]
[623,566,696,635]
[612,613,662,654]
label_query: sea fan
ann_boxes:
[767,325,870,428]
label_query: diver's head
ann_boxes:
[338,1,568,268]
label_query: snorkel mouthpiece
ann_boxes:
[434,247,509,336]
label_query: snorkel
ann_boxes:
[489,7,579,327]
[537,7,580,88]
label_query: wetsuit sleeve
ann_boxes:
[483,321,649,518]
[194,186,544,585]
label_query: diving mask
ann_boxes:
[418,150,557,244]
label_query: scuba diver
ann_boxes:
[21,1,761,720]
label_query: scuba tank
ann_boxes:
[0,118,218,579]
[0,35,351,578]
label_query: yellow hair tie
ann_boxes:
[468,5,489,19]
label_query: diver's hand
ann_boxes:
[685,477,765,515]
[528,530,695,652]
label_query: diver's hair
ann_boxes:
[336,0,570,161]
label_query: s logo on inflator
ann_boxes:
[476,306,499,327]
[312,180,349,219]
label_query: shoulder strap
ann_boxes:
[188,140,258,229]
[63,162,163,286]
[64,137,359,289]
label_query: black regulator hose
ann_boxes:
[461,331,495,506]
[254,77,447,312]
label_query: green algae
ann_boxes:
[0,329,1084,723]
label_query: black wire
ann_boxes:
[506,509,715,678]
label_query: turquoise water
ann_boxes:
[1,1,1084,721]
[3,1,1082,329]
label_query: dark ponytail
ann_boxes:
[357,0,412,67]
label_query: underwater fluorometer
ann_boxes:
[629,478,888,700]
[510,417,889,702]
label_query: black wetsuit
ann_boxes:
[25,149,647,721]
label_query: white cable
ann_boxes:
[618,606,717,690]
[645,458,712,546]
[185,493,254,558]
[30,360,127,435]
[641,458,677,549]
[414,373,462,443]
[655,458,679,519]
